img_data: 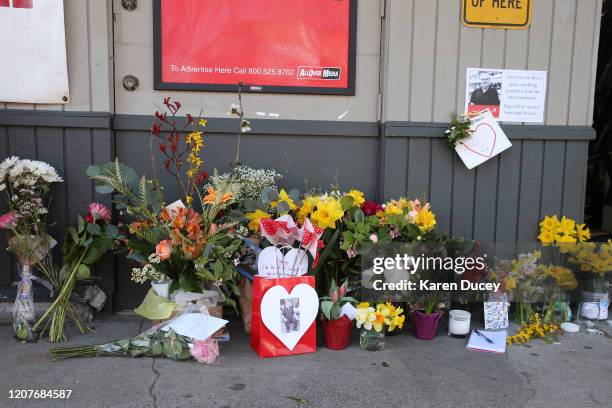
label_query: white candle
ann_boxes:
[449,310,471,336]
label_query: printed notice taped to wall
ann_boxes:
[464,68,546,123]
[0,0,69,104]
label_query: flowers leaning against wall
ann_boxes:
[0,157,64,341]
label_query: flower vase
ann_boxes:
[322,316,353,350]
[359,329,385,351]
[412,310,441,340]
[13,263,36,342]
[580,278,610,320]
[151,279,172,299]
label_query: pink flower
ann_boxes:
[0,212,16,229]
[332,290,339,303]
[339,283,346,298]
[369,234,378,243]
[85,202,111,224]
[156,240,173,260]
[191,337,219,364]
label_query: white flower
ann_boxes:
[148,253,162,264]
[0,156,19,181]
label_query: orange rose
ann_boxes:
[155,240,173,260]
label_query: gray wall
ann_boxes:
[0,0,602,308]
[0,113,114,302]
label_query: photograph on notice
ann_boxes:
[466,69,502,117]
[280,298,300,334]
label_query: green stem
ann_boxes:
[33,251,87,332]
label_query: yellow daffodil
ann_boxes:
[311,197,344,229]
[271,189,297,212]
[355,306,376,330]
[538,229,554,246]
[245,209,272,232]
[576,223,591,242]
[389,313,405,331]
[372,311,388,332]
[539,215,560,231]
[558,216,576,236]
[346,189,365,207]
[297,196,317,224]
[557,234,577,243]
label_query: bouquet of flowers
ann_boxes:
[51,308,224,364]
[355,301,405,333]
[33,202,122,342]
[341,197,439,259]
[0,157,63,341]
[90,99,245,310]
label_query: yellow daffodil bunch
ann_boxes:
[564,240,612,278]
[244,190,350,233]
[507,314,559,345]
[538,215,590,246]
[355,301,405,333]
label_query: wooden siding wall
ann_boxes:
[383,136,588,247]
[0,125,114,300]
[383,0,603,125]
[0,0,602,308]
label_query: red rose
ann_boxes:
[363,201,383,216]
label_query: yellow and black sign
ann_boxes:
[462,0,532,30]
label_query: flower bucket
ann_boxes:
[412,310,441,340]
[322,315,352,350]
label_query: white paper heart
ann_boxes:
[257,246,284,277]
[260,284,318,350]
[283,248,308,277]
[257,247,308,277]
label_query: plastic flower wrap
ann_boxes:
[191,337,219,364]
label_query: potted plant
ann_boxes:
[412,297,444,340]
[319,280,357,350]
[355,301,405,351]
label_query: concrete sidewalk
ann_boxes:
[0,315,610,408]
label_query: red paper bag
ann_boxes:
[251,275,317,358]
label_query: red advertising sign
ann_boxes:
[154,0,356,95]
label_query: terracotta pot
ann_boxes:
[322,315,353,350]
[412,310,441,340]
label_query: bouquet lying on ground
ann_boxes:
[51,309,223,364]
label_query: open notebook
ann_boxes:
[466,330,507,354]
